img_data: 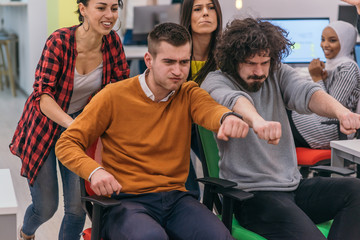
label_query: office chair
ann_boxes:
[195,125,333,240]
[296,98,360,178]
[296,121,347,178]
[81,138,122,240]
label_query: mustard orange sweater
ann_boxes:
[56,76,229,194]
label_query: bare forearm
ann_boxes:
[232,96,264,127]
[308,90,351,119]
[232,96,282,144]
[40,94,73,128]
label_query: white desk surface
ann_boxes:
[0,2,27,6]
[330,139,360,158]
[123,45,147,60]
[0,169,17,215]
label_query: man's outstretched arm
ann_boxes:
[217,114,249,141]
[308,90,360,135]
[232,96,282,145]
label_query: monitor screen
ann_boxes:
[354,42,360,66]
[263,18,330,64]
[133,4,181,42]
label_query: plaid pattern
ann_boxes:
[9,25,129,185]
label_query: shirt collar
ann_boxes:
[138,69,175,102]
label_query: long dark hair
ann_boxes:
[76,0,124,23]
[180,0,222,85]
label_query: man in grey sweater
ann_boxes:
[201,18,360,240]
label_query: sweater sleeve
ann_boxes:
[276,64,323,114]
[55,85,114,180]
[186,81,231,132]
[201,70,254,110]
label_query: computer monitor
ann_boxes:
[354,42,360,66]
[263,18,330,64]
[338,5,357,27]
[133,4,181,42]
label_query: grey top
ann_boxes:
[68,62,103,114]
[201,64,322,192]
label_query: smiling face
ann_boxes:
[79,0,119,35]
[190,0,218,35]
[321,27,341,59]
[237,53,271,92]
[144,41,191,101]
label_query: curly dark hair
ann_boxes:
[215,18,293,79]
[147,22,192,57]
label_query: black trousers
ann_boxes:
[235,177,360,240]
[102,190,234,240]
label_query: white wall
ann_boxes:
[220,0,349,27]
[1,0,48,95]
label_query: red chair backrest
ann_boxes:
[85,138,103,196]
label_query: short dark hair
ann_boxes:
[147,22,192,56]
[76,0,124,23]
[180,0,222,85]
[215,18,293,78]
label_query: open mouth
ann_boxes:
[102,22,112,28]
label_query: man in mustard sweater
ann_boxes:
[55,23,248,239]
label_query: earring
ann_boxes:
[82,16,90,32]
[114,19,122,32]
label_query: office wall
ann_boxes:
[1,0,47,94]
[220,0,346,27]
[47,0,78,35]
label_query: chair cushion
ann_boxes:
[232,218,266,239]
[296,147,331,166]
[231,218,332,240]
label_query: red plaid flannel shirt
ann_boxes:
[9,25,130,185]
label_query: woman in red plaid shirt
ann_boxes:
[10,0,129,239]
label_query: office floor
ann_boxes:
[0,88,90,240]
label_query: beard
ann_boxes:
[237,74,266,92]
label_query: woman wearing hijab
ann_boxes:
[289,20,360,149]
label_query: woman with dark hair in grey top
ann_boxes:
[14,0,129,239]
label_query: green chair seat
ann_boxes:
[197,125,333,240]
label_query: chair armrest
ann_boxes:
[81,195,122,208]
[196,177,237,189]
[82,196,122,240]
[321,120,339,125]
[321,120,348,140]
[310,165,355,176]
[218,188,254,202]
[196,177,253,201]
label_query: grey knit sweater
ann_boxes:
[201,64,322,192]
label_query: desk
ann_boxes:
[123,45,147,60]
[0,2,27,6]
[331,139,360,168]
[0,169,17,240]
